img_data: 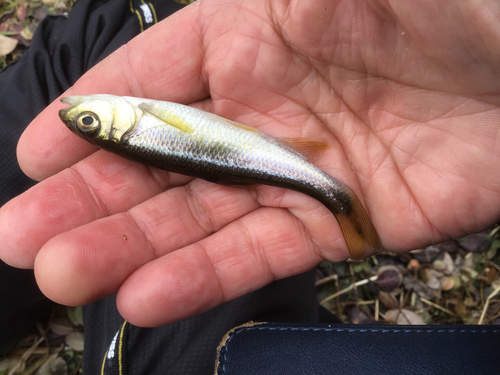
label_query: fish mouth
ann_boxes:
[60,96,81,105]
[58,96,83,127]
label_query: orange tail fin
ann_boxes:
[334,194,382,259]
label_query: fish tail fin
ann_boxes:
[334,194,382,259]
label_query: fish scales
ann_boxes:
[125,106,337,194]
[59,94,382,259]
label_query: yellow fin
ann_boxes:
[226,119,259,133]
[138,103,194,134]
[335,195,382,259]
[278,138,330,159]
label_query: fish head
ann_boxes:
[59,94,141,145]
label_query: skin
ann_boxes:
[1,0,500,327]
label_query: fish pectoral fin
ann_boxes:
[278,138,330,160]
[138,103,194,134]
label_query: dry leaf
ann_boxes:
[460,233,491,253]
[6,357,25,374]
[49,318,74,336]
[0,358,13,371]
[379,290,399,309]
[33,6,50,21]
[407,258,420,269]
[385,309,425,325]
[439,276,455,291]
[437,240,459,253]
[0,34,17,56]
[433,252,454,275]
[41,0,57,6]
[461,267,478,280]
[21,26,33,41]
[16,5,27,21]
[376,265,403,292]
[454,298,466,317]
[464,296,478,307]
[38,353,68,375]
[349,306,376,324]
[462,252,474,269]
[65,332,84,352]
[411,246,440,263]
[403,275,434,300]
[422,269,441,290]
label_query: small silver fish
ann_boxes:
[59,94,382,259]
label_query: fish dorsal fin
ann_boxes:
[278,138,330,159]
[226,119,260,133]
[138,103,194,134]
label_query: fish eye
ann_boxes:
[81,116,94,126]
[75,112,100,135]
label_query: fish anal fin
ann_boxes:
[335,195,382,259]
[207,177,260,189]
[278,138,330,159]
[227,183,260,189]
[138,103,194,134]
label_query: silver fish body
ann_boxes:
[59,94,381,258]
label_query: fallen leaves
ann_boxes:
[0,0,72,70]
[317,226,500,326]
[385,309,425,325]
[0,34,17,55]
[0,306,83,375]
[376,265,403,292]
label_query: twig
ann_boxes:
[8,337,44,375]
[23,354,49,375]
[315,274,338,287]
[69,356,84,375]
[334,264,342,318]
[36,322,50,353]
[420,297,457,316]
[349,263,359,300]
[375,299,379,321]
[320,275,378,305]
[490,310,500,322]
[339,300,375,306]
[489,226,500,238]
[356,300,375,305]
[480,283,485,307]
[478,284,500,325]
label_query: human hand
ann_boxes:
[1,0,500,326]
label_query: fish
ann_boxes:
[58,94,382,259]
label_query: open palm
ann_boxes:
[1,0,499,326]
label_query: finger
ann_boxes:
[18,4,208,181]
[30,174,349,308]
[0,150,190,268]
[115,207,325,327]
[124,180,348,260]
[33,180,261,305]
[34,213,155,306]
